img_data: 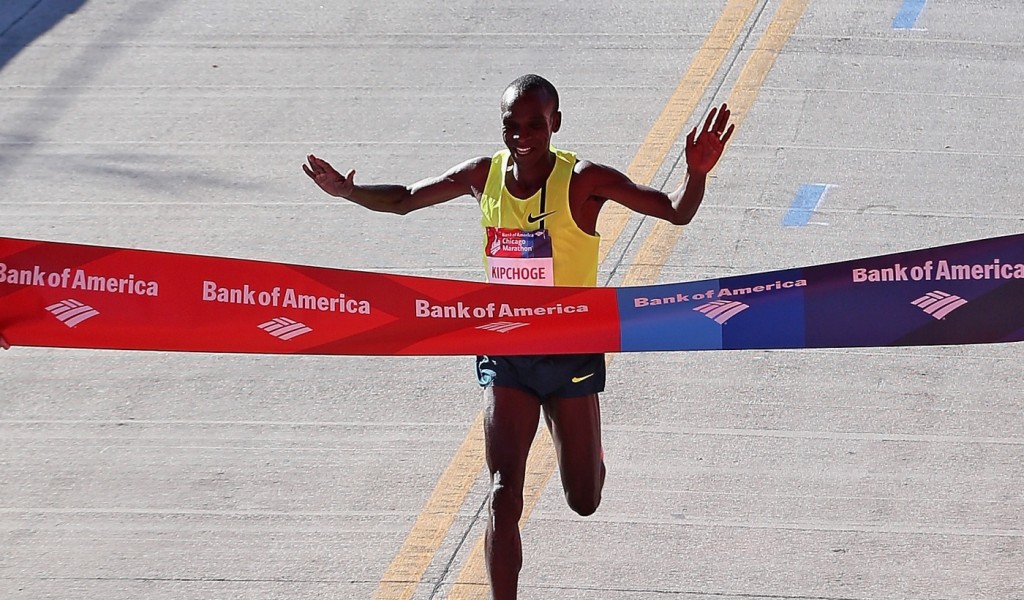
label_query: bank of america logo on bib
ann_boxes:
[46,299,99,328]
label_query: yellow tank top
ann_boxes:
[479,147,600,287]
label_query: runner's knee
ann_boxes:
[564,460,605,516]
[565,486,602,517]
[488,473,525,527]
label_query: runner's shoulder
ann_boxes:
[452,155,492,173]
[447,156,492,188]
[571,159,622,193]
[572,158,620,178]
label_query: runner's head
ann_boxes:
[501,74,559,113]
[500,74,561,167]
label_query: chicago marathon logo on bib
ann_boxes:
[485,227,555,286]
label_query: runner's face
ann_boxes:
[501,89,560,167]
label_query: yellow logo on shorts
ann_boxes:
[571,373,595,384]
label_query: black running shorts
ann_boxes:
[475,353,606,401]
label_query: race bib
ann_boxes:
[485,227,554,286]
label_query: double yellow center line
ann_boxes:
[376,1,811,598]
[626,0,811,289]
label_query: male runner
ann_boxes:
[303,74,733,599]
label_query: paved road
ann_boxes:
[2,1,1022,599]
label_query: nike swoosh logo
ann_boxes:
[526,210,557,223]
[571,373,595,384]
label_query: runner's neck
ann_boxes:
[506,151,556,197]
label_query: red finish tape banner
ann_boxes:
[0,234,1022,355]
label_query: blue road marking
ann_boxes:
[893,0,927,29]
[783,183,830,227]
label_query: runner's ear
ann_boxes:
[551,110,562,134]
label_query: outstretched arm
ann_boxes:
[303,155,490,215]
[586,103,734,225]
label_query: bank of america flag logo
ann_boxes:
[912,290,968,320]
[258,317,312,340]
[476,321,530,334]
[693,300,750,324]
[46,299,100,328]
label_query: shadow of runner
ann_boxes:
[0,0,89,73]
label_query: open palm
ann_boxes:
[685,103,734,176]
[303,154,355,198]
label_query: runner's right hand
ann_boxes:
[303,154,355,198]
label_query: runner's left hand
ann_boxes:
[685,103,734,176]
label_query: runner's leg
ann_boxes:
[484,385,541,600]
[542,393,605,516]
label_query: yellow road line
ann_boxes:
[626,0,812,288]
[598,0,761,264]
[448,426,558,599]
[374,412,486,600]
[445,2,763,598]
